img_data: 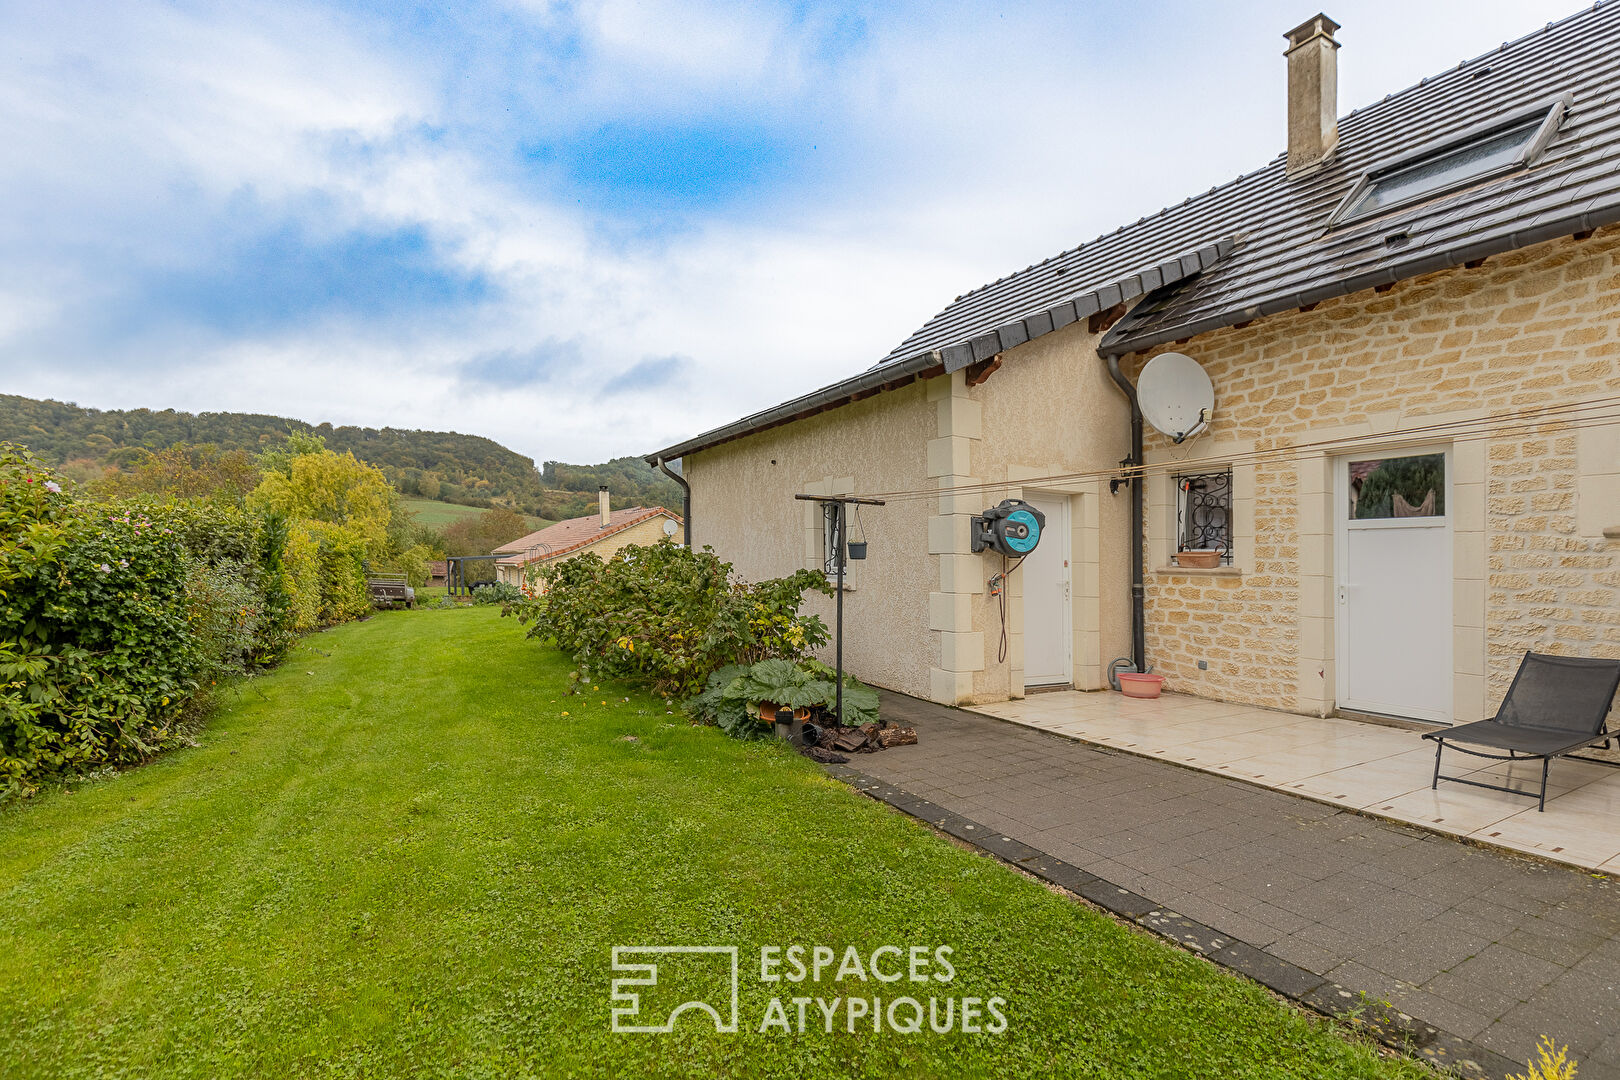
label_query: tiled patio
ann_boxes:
[972,690,1620,873]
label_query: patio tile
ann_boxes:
[1211,743,1402,786]
[1475,802,1620,868]
[1282,747,1444,804]
[1366,785,1527,836]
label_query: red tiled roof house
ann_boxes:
[494,487,683,590]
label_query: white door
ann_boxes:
[1021,493,1072,687]
[1335,449,1453,723]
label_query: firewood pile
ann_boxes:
[798,720,918,763]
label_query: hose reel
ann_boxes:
[971,499,1045,557]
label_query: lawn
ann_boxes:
[0,608,1428,1079]
[402,496,552,532]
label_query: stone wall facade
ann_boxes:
[1122,226,1620,720]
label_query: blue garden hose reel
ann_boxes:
[971,499,1046,557]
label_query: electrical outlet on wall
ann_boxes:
[1197,660,1209,670]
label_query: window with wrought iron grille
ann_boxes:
[1175,469,1233,563]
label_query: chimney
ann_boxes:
[598,485,611,528]
[1284,13,1340,176]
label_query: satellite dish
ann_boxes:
[1138,352,1215,444]
[662,518,678,536]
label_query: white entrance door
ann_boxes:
[1021,493,1072,687]
[1335,449,1453,723]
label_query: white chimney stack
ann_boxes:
[598,485,610,528]
[1284,13,1341,177]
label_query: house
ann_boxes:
[493,486,683,588]
[425,560,448,587]
[646,7,1620,725]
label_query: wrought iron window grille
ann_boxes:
[1175,469,1234,563]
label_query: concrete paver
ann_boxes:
[859,692,1620,1078]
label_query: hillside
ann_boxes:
[401,498,552,533]
[0,393,683,518]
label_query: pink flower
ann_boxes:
[44,481,61,494]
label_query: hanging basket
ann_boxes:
[847,541,867,560]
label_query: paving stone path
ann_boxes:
[854,692,1620,1078]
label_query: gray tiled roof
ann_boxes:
[886,1,1620,362]
[651,2,1620,463]
[934,240,1234,372]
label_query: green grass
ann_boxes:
[402,496,552,532]
[0,609,1428,1079]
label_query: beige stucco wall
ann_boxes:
[1121,226,1620,720]
[684,382,939,698]
[939,322,1133,702]
[683,317,1133,705]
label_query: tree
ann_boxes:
[96,444,259,503]
[248,442,399,559]
[442,507,530,556]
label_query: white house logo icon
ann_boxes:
[610,946,739,1033]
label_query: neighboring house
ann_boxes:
[494,487,683,588]
[426,560,448,587]
[647,7,1620,725]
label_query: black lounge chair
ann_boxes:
[1423,652,1620,811]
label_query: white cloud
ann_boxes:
[0,0,1590,465]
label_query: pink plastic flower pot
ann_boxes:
[1117,672,1165,699]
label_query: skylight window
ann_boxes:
[1328,95,1571,227]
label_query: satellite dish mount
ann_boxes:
[1137,352,1216,444]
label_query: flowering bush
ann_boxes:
[505,539,831,699]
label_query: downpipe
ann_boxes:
[1105,353,1147,673]
[654,456,692,546]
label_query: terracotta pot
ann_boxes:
[1174,549,1223,569]
[758,703,812,722]
[1117,672,1165,699]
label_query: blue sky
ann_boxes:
[0,0,1585,463]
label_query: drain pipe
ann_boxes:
[1105,353,1147,673]
[654,456,692,547]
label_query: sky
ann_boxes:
[0,0,1586,465]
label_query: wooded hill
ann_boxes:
[0,393,682,520]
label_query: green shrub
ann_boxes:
[472,581,523,606]
[0,447,203,794]
[687,658,880,739]
[130,499,293,670]
[280,520,369,630]
[506,539,831,698]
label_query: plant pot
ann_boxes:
[1117,672,1165,699]
[758,703,812,723]
[847,541,867,560]
[1174,549,1223,569]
